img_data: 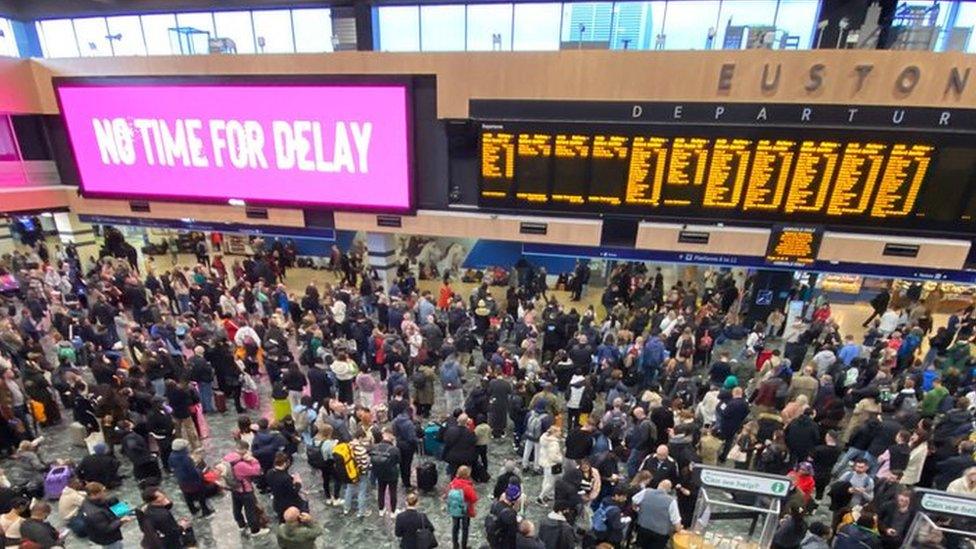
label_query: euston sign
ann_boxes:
[55,79,413,212]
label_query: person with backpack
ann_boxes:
[308,424,341,507]
[340,429,371,517]
[447,465,479,549]
[486,484,522,549]
[395,492,437,549]
[221,440,269,537]
[291,396,318,447]
[522,402,551,474]
[371,428,401,517]
[592,486,629,547]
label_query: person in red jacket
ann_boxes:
[438,277,453,310]
[788,461,816,506]
[447,465,479,549]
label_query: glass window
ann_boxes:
[610,2,665,50]
[213,11,255,53]
[956,1,976,52]
[292,8,334,52]
[660,0,720,49]
[774,0,820,49]
[715,0,778,49]
[73,17,112,57]
[378,6,420,51]
[897,1,952,50]
[0,18,18,57]
[252,10,294,53]
[38,19,80,58]
[420,5,465,51]
[467,3,512,50]
[513,3,561,50]
[561,2,614,44]
[175,12,214,35]
[141,14,178,55]
[105,16,146,56]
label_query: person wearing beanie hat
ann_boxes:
[723,375,739,390]
[505,482,521,502]
[76,442,122,489]
[168,438,214,516]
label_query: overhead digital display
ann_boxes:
[766,225,822,266]
[55,78,413,212]
[479,121,976,232]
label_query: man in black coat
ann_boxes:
[307,361,332,405]
[487,375,513,438]
[934,440,976,490]
[442,413,478,477]
[120,422,161,482]
[140,487,193,549]
[863,289,890,327]
[785,408,821,465]
[77,443,123,488]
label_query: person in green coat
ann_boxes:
[276,506,324,549]
[920,375,949,417]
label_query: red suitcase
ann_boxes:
[214,391,227,413]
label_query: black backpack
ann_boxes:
[306,440,329,470]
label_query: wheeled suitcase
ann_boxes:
[243,389,260,410]
[423,422,443,458]
[416,461,438,492]
[214,391,227,413]
[44,466,73,500]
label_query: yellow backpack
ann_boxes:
[333,442,359,484]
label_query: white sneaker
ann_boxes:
[358,509,372,519]
[253,528,270,537]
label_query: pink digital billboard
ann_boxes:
[55,79,412,211]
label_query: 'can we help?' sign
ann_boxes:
[55,81,412,211]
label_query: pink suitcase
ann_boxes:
[243,389,260,410]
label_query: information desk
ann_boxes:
[690,465,793,548]
[907,489,976,549]
[479,121,976,233]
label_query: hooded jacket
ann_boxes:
[537,511,577,549]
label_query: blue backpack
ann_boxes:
[592,503,610,532]
[447,488,467,518]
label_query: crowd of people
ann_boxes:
[0,233,973,549]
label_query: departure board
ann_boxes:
[766,225,823,266]
[479,121,976,233]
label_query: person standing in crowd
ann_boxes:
[81,482,133,549]
[395,492,436,549]
[447,465,478,549]
[276,506,323,549]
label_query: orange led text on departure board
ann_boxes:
[480,130,936,220]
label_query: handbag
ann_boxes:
[416,513,438,549]
[727,443,748,463]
